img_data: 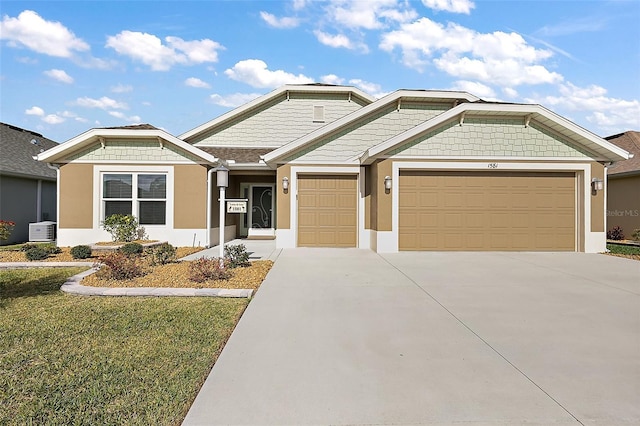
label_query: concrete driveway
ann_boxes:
[183,250,640,426]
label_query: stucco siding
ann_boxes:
[607,174,640,235]
[174,165,207,229]
[193,93,366,148]
[59,164,93,228]
[388,118,593,158]
[288,103,450,162]
[66,140,202,163]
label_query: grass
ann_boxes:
[0,267,249,425]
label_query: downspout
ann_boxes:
[46,162,60,240]
[206,167,215,248]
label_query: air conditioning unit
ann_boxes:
[29,221,57,242]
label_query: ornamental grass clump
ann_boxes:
[96,251,145,280]
[188,257,232,282]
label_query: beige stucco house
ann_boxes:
[605,131,640,237]
[37,84,630,252]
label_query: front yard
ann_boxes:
[0,267,249,425]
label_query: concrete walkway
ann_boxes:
[183,249,640,425]
[1,239,280,298]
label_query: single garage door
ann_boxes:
[298,174,357,247]
[399,171,576,251]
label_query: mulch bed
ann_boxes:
[0,247,203,263]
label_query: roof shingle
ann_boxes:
[605,131,640,176]
[197,147,274,164]
[0,122,59,179]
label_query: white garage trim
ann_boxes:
[374,161,600,253]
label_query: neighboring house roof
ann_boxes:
[37,125,218,164]
[0,122,59,180]
[263,89,480,164]
[179,84,377,142]
[605,131,640,177]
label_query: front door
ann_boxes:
[240,184,274,237]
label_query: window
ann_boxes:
[313,105,325,122]
[102,173,166,225]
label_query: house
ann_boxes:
[37,84,630,252]
[605,131,640,237]
[0,122,59,245]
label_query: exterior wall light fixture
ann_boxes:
[384,176,392,191]
[282,176,289,191]
[591,178,604,193]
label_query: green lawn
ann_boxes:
[0,267,248,425]
[607,243,640,255]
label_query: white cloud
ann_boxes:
[108,111,141,123]
[326,0,416,30]
[293,0,308,10]
[320,74,345,85]
[185,77,211,88]
[25,106,44,116]
[421,0,474,14]
[105,31,224,71]
[380,18,561,86]
[260,11,300,29]
[314,30,366,51]
[0,10,89,58]
[43,69,73,84]
[450,80,495,98]
[111,84,133,93]
[527,83,640,133]
[43,114,65,124]
[61,110,88,122]
[210,92,262,108]
[502,87,518,98]
[74,96,128,110]
[224,59,314,88]
[348,79,388,98]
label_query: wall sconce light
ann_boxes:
[591,178,604,193]
[384,176,392,192]
[282,176,289,191]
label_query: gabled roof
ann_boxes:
[179,84,377,142]
[605,131,640,176]
[360,102,631,164]
[0,122,59,180]
[263,89,479,164]
[37,125,218,164]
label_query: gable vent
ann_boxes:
[313,105,325,122]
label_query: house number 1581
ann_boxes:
[488,163,498,168]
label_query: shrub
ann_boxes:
[188,258,232,283]
[146,243,176,265]
[25,247,48,261]
[70,245,92,259]
[20,243,38,252]
[97,252,145,280]
[224,244,251,268]
[0,220,15,240]
[43,244,61,255]
[101,214,140,242]
[607,226,625,240]
[120,242,144,256]
[632,229,640,242]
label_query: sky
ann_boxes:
[1,0,639,143]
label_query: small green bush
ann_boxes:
[224,244,251,268]
[120,242,143,256]
[97,252,145,280]
[43,244,61,255]
[70,245,92,259]
[20,243,38,252]
[147,243,176,265]
[101,214,140,242]
[632,229,640,242]
[188,258,232,282]
[25,247,48,261]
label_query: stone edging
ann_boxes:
[0,262,254,298]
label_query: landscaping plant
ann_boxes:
[632,229,640,242]
[120,242,144,256]
[189,257,232,282]
[0,219,15,240]
[101,214,141,242]
[70,245,92,259]
[96,251,145,280]
[25,246,48,261]
[146,242,177,265]
[224,243,251,268]
[607,226,624,240]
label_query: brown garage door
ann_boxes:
[399,171,576,251]
[298,174,357,247]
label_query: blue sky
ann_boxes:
[1,0,639,143]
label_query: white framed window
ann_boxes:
[102,173,167,225]
[313,105,325,122]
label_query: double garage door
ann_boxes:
[399,171,576,251]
